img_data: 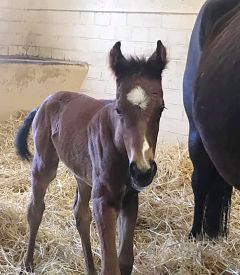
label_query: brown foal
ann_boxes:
[15,41,167,275]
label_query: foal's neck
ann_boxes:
[104,101,127,157]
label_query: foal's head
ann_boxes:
[110,41,167,191]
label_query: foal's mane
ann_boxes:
[112,55,167,80]
[109,41,167,80]
[124,56,166,79]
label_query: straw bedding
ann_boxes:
[0,112,240,274]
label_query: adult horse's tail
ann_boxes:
[204,180,233,238]
[15,109,38,161]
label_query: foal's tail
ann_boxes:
[204,180,233,239]
[15,109,38,161]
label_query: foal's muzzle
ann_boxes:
[129,160,157,191]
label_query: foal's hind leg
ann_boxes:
[73,178,96,275]
[117,189,138,275]
[25,142,59,271]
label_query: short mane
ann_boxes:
[110,55,167,80]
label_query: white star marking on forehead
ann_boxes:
[127,86,150,110]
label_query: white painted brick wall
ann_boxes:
[95,13,110,25]
[0,0,206,142]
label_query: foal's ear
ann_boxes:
[109,41,127,78]
[147,40,167,77]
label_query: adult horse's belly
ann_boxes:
[193,8,240,189]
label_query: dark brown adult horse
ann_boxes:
[184,0,240,239]
[15,41,167,275]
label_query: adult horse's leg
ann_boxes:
[189,126,232,239]
[189,127,209,238]
[25,137,59,271]
[117,189,138,275]
[92,184,121,275]
[73,178,97,275]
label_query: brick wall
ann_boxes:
[0,0,206,143]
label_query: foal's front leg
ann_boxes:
[118,189,138,275]
[73,178,97,275]
[92,185,121,275]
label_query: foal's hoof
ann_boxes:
[25,261,34,273]
[19,264,34,274]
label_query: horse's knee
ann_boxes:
[191,170,207,195]
[27,199,45,226]
[73,182,92,232]
[75,212,91,230]
[32,153,58,182]
[32,165,57,182]
[188,128,213,169]
[74,203,91,230]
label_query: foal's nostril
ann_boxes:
[129,162,138,178]
[129,161,157,182]
[150,160,157,174]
